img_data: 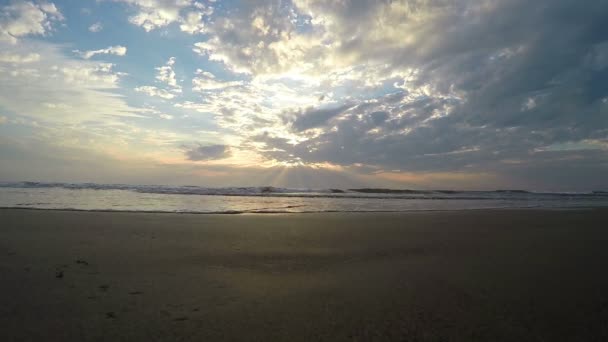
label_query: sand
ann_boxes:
[1,208,608,341]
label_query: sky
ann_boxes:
[0,0,607,190]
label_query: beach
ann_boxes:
[1,208,607,341]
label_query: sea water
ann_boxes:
[0,182,607,213]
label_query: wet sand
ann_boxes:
[1,208,608,341]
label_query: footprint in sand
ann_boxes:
[76,259,89,266]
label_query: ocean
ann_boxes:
[1,182,607,213]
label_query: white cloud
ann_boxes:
[0,1,64,43]
[522,97,537,111]
[191,70,242,91]
[155,57,180,90]
[0,52,40,63]
[179,11,205,34]
[113,0,212,33]
[0,40,142,125]
[76,45,127,59]
[124,0,185,31]
[0,38,204,173]
[88,22,103,32]
[134,57,182,99]
[135,86,176,99]
[191,5,307,76]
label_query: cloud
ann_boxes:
[0,1,63,43]
[184,144,231,161]
[88,22,103,32]
[113,0,213,33]
[3,0,606,189]
[191,1,310,75]
[0,38,170,182]
[135,86,176,99]
[0,52,40,63]
[179,10,206,34]
[289,103,353,132]
[76,45,127,59]
[155,57,181,92]
[134,57,182,99]
[185,0,608,189]
[0,40,142,125]
[191,70,243,91]
[115,0,185,31]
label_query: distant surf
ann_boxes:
[1,181,606,199]
[0,182,607,213]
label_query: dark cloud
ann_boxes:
[289,103,353,132]
[178,0,608,189]
[184,144,231,161]
[369,111,389,125]
[249,0,608,189]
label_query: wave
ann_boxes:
[0,205,563,215]
[1,181,607,200]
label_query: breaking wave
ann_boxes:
[1,181,606,201]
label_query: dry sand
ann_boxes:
[1,208,608,341]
